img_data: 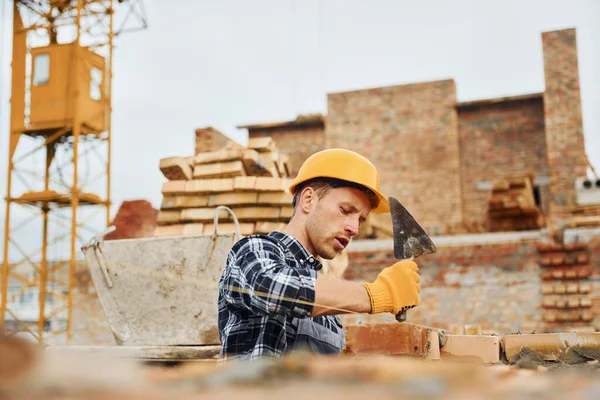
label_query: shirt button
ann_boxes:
[308,257,315,264]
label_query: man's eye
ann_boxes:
[340,207,349,215]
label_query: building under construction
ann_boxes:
[1,2,599,398]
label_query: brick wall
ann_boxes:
[457,95,549,230]
[249,123,325,176]
[65,231,600,343]
[589,236,600,329]
[542,29,588,229]
[326,80,463,236]
[344,238,543,334]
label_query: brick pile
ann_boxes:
[487,173,545,232]
[568,204,600,228]
[155,137,295,237]
[538,242,594,330]
[104,200,158,240]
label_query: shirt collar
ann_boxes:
[268,231,323,271]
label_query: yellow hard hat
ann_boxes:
[289,148,389,213]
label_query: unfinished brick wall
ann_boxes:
[248,123,325,177]
[458,96,549,230]
[542,29,588,228]
[65,232,600,343]
[326,80,462,236]
[345,240,542,334]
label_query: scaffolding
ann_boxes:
[1,0,146,344]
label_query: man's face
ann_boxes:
[305,187,371,260]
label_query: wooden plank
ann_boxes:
[242,149,278,177]
[162,180,187,195]
[255,221,287,233]
[194,146,245,165]
[209,192,258,206]
[193,160,245,179]
[248,136,276,153]
[161,195,209,209]
[257,192,293,206]
[156,210,181,226]
[159,156,193,180]
[203,222,255,236]
[44,345,221,361]
[234,176,257,191]
[185,179,235,194]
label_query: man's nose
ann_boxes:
[345,218,360,237]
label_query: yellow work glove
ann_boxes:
[362,260,421,314]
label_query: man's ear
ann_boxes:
[300,187,315,213]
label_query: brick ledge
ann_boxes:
[348,230,546,252]
[564,227,600,243]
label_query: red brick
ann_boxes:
[343,323,439,358]
[105,200,158,240]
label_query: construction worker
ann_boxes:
[217,148,421,361]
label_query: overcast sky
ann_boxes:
[0,0,599,261]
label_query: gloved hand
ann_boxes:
[362,260,421,314]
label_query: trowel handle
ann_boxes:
[396,310,407,322]
[395,256,415,323]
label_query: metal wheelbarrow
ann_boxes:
[82,206,241,346]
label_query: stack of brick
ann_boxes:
[538,243,594,330]
[569,204,600,228]
[155,137,295,237]
[487,174,545,232]
[104,200,158,240]
[357,213,394,239]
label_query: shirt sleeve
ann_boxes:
[219,236,316,318]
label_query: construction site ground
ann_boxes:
[2,334,600,400]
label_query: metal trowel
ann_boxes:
[388,196,437,322]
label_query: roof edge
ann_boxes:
[456,92,544,109]
[237,114,325,130]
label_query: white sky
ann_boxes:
[0,0,599,261]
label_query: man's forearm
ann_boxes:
[311,273,371,316]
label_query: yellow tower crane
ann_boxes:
[1,0,146,344]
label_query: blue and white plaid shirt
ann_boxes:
[217,231,345,361]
